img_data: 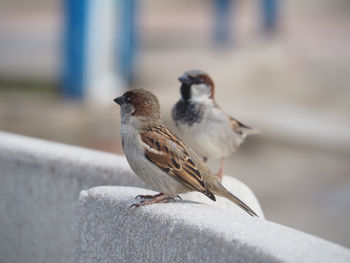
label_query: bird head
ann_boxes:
[178,70,215,103]
[114,89,161,122]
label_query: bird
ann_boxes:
[172,70,259,181]
[114,88,258,217]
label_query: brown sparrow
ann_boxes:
[172,70,259,181]
[114,88,258,217]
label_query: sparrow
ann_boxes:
[114,88,258,217]
[172,70,259,181]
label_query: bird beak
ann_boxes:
[178,74,191,85]
[113,96,124,105]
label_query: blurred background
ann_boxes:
[0,0,349,248]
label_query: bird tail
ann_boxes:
[244,127,260,135]
[212,182,259,217]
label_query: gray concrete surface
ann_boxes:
[76,186,350,263]
[0,131,142,263]
[0,131,262,263]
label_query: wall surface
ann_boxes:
[0,131,263,263]
[0,131,142,263]
[76,186,350,263]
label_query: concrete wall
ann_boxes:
[0,131,263,263]
[0,131,142,263]
[1,131,349,263]
[76,186,350,263]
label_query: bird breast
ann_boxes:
[120,121,189,195]
[174,108,243,159]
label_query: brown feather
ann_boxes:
[123,89,161,119]
[228,115,252,135]
[140,126,215,200]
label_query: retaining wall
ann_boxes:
[0,131,141,263]
[0,131,264,263]
[76,186,350,263]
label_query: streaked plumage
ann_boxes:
[114,88,258,217]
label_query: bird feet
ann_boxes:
[131,193,181,208]
[216,169,223,182]
[216,157,224,182]
[135,192,164,199]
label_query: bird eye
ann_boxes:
[125,96,131,103]
[196,77,204,84]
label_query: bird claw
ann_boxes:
[130,194,178,208]
[135,194,147,199]
[130,203,141,208]
[175,195,182,200]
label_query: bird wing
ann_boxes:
[228,115,250,134]
[227,115,260,136]
[140,125,215,201]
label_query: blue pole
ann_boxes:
[62,0,88,98]
[119,0,137,85]
[262,0,278,32]
[214,0,233,45]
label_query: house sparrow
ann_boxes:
[114,88,258,217]
[172,70,259,181]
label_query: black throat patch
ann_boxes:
[180,84,191,101]
[172,100,204,126]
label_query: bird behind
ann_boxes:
[115,88,258,217]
